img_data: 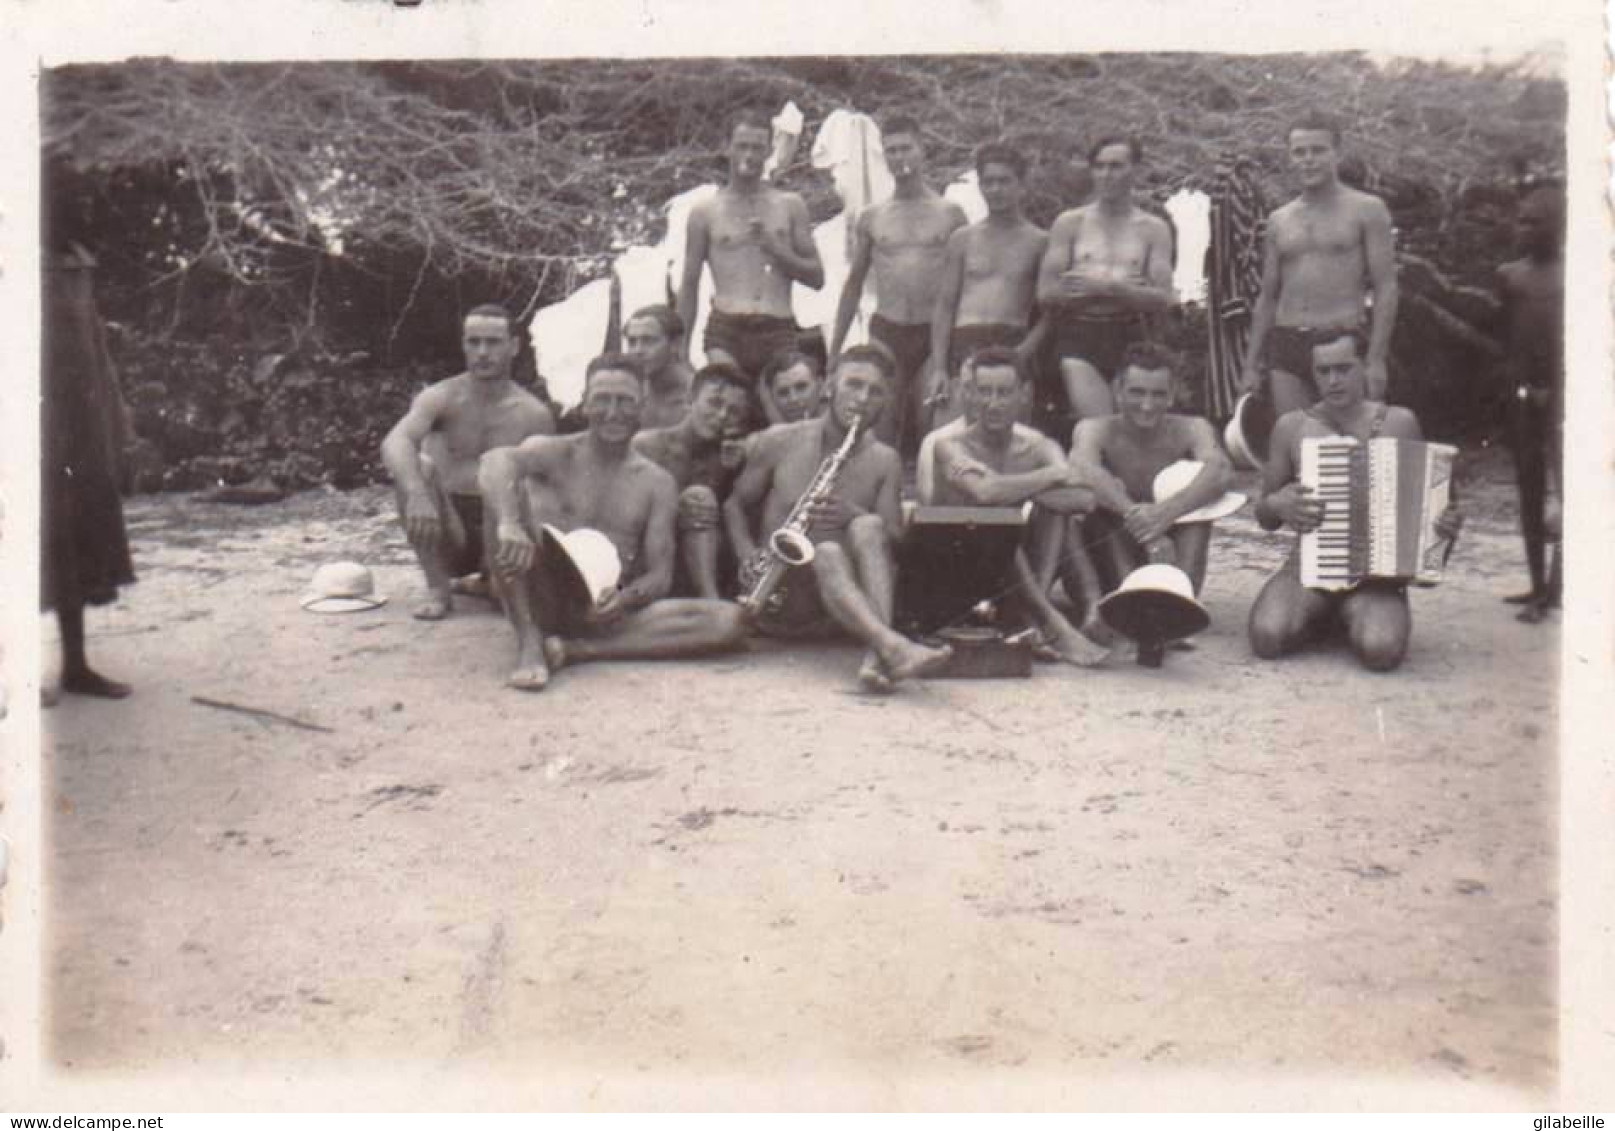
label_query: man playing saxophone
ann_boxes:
[724,345,953,692]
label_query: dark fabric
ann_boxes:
[703,308,803,382]
[447,493,486,578]
[41,253,135,612]
[750,562,838,640]
[1205,153,1268,422]
[946,322,1026,379]
[867,314,931,463]
[1051,309,1151,379]
[1262,323,1363,395]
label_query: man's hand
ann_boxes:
[678,490,721,530]
[404,493,442,546]
[945,454,992,483]
[1435,504,1465,543]
[1060,271,1114,300]
[924,365,952,409]
[1270,483,1326,533]
[1123,502,1173,546]
[1239,361,1264,396]
[720,439,749,471]
[805,492,859,533]
[1366,358,1389,400]
[493,519,536,573]
[587,587,627,628]
[748,217,787,261]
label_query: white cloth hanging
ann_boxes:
[1164,188,1212,305]
[810,109,895,221]
[764,100,805,181]
[943,170,989,224]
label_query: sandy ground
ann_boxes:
[38,454,1560,1108]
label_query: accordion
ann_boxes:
[1299,436,1457,590]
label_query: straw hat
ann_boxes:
[1152,459,1248,524]
[1223,393,1275,472]
[1097,563,1210,645]
[300,561,388,614]
[541,525,623,609]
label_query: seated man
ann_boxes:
[927,346,1108,666]
[622,304,695,430]
[724,345,952,692]
[1067,341,1233,628]
[381,303,555,619]
[633,363,754,598]
[479,355,747,691]
[1247,329,1462,672]
[760,348,826,424]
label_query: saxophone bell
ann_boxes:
[769,526,816,567]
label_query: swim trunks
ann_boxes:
[703,307,804,384]
[744,555,839,640]
[447,492,486,578]
[868,313,932,463]
[1052,307,1150,380]
[1263,324,1362,393]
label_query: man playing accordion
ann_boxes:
[1247,329,1463,672]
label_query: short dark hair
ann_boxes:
[1087,135,1143,165]
[729,108,772,139]
[1288,111,1342,146]
[1310,327,1368,361]
[761,348,823,391]
[975,142,1028,181]
[881,114,921,140]
[690,362,752,399]
[585,353,645,389]
[833,343,895,385]
[1115,340,1178,380]
[464,303,517,334]
[963,345,1025,384]
[624,304,684,341]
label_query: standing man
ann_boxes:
[1241,112,1399,417]
[1246,330,1461,672]
[633,364,755,599]
[1067,342,1234,631]
[679,109,824,420]
[927,347,1109,666]
[382,304,556,620]
[1037,137,1175,438]
[479,355,747,691]
[1495,185,1565,623]
[928,143,1048,425]
[622,305,694,430]
[830,115,969,462]
[725,345,952,692]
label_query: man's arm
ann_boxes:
[1151,418,1234,523]
[938,435,1073,507]
[1036,214,1077,306]
[380,385,446,497]
[1362,197,1399,399]
[1027,436,1095,514]
[722,431,777,564]
[676,206,710,361]
[830,211,875,357]
[928,229,968,399]
[1240,217,1282,394]
[758,195,824,289]
[1251,413,1316,532]
[1105,216,1177,312]
[1068,419,1135,516]
[479,436,559,572]
[873,448,904,533]
[624,472,679,608]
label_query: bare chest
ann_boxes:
[963,230,1040,283]
[1274,209,1362,261]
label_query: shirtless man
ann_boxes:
[1247,330,1462,672]
[830,115,969,462]
[1495,185,1565,623]
[1037,137,1175,438]
[1067,341,1233,639]
[381,304,556,620]
[760,349,825,424]
[633,364,754,598]
[623,305,694,430]
[928,346,1109,667]
[679,109,824,420]
[929,143,1048,425]
[1241,112,1399,418]
[479,355,746,691]
[724,345,952,692]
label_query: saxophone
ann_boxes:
[738,414,864,616]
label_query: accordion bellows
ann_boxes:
[1299,437,1458,590]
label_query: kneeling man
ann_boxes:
[725,345,951,692]
[927,347,1108,666]
[480,355,746,690]
[1067,341,1233,619]
[1247,329,1461,672]
[381,304,555,619]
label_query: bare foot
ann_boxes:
[1079,613,1120,648]
[450,574,493,599]
[1516,602,1550,625]
[61,667,133,699]
[413,590,452,621]
[1047,623,1111,668]
[541,636,569,672]
[881,638,953,683]
[857,651,894,695]
[506,642,550,691]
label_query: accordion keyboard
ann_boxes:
[1300,437,1358,590]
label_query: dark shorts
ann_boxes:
[1263,325,1361,390]
[751,563,839,640]
[868,314,932,461]
[946,322,1026,380]
[1052,309,1150,380]
[704,308,803,383]
[447,493,486,578]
